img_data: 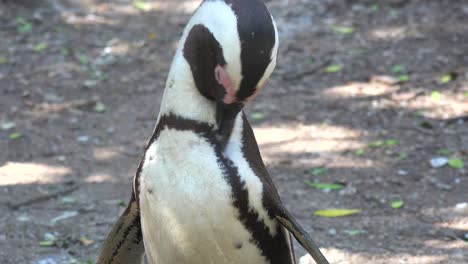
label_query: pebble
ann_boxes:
[327,228,337,236]
[430,157,448,168]
[455,202,468,212]
[77,135,90,143]
[398,169,408,175]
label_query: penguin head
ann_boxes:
[181,0,278,142]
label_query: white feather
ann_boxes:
[140,129,268,264]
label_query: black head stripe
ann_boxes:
[224,0,276,101]
[183,24,226,101]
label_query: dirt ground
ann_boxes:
[0,0,467,263]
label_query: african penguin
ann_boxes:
[98,0,329,263]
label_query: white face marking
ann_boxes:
[256,15,279,92]
[224,114,278,236]
[159,1,242,124]
[140,129,268,264]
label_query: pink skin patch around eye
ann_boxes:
[215,65,236,104]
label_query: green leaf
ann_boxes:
[345,229,365,236]
[439,72,457,84]
[390,200,404,209]
[79,236,94,246]
[448,158,464,169]
[331,25,355,34]
[385,139,398,147]
[368,140,384,148]
[325,64,342,73]
[0,55,9,64]
[464,91,468,98]
[397,153,408,161]
[117,199,126,207]
[9,132,22,140]
[94,102,106,113]
[355,149,365,155]
[39,240,55,247]
[250,112,267,121]
[419,121,433,129]
[310,167,328,176]
[133,1,151,10]
[370,4,379,12]
[19,23,32,33]
[314,209,361,218]
[305,181,344,190]
[431,91,442,102]
[34,43,48,52]
[60,47,70,56]
[16,17,32,33]
[440,74,453,84]
[77,55,90,65]
[305,58,315,64]
[437,149,452,156]
[392,64,405,74]
[0,55,10,64]
[398,74,409,82]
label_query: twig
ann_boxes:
[396,125,436,136]
[444,115,468,126]
[282,59,332,81]
[28,97,99,119]
[8,185,79,210]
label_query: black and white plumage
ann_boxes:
[98,0,329,263]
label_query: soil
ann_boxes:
[0,0,467,263]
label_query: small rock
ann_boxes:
[455,202,468,212]
[56,155,66,162]
[83,79,99,88]
[397,169,408,175]
[17,215,31,222]
[327,228,337,236]
[430,157,448,168]
[77,135,90,143]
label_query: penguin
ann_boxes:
[98,0,329,263]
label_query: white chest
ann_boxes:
[139,128,269,264]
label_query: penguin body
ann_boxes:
[98,0,329,263]
[139,115,292,264]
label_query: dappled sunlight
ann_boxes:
[253,124,385,168]
[424,240,467,250]
[93,147,121,162]
[87,0,200,16]
[320,247,449,264]
[85,173,115,183]
[63,13,117,26]
[368,26,421,41]
[322,82,398,99]
[0,162,71,186]
[370,91,468,119]
[255,124,364,153]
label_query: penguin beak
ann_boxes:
[216,101,243,149]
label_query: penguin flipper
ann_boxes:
[97,194,145,264]
[275,207,330,264]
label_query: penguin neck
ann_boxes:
[158,53,217,127]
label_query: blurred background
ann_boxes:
[0,0,467,263]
